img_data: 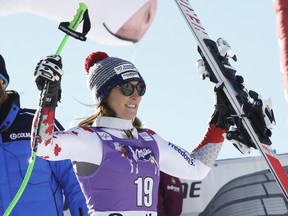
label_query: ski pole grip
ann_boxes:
[70,3,87,29]
[56,3,88,55]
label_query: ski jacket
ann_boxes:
[36,112,226,216]
[0,91,88,216]
[157,171,183,216]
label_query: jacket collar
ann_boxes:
[93,116,134,130]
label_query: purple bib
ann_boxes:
[77,128,160,213]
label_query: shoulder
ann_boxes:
[19,108,36,116]
[56,126,97,137]
[138,128,157,135]
[79,125,98,133]
[138,128,165,141]
[48,159,73,167]
[15,108,35,124]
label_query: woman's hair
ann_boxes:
[78,99,143,129]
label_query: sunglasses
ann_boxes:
[116,82,146,96]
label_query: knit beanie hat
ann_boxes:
[84,51,145,101]
[0,55,9,87]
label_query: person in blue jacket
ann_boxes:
[0,54,88,216]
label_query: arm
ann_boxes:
[157,86,231,180]
[190,123,225,167]
[35,126,103,164]
[32,106,57,150]
[32,55,103,164]
[50,160,89,216]
[31,55,63,152]
[156,123,225,180]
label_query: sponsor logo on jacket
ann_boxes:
[10,132,31,140]
[167,184,181,193]
[168,142,195,166]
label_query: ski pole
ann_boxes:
[3,3,88,216]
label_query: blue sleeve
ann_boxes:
[50,119,88,215]
[49,160,89,216]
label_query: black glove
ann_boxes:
[209,84,234,130]
[34,55,64,107]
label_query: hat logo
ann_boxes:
[121,72,140,80]
[114,63,138,75]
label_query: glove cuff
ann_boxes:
[209,105,232,131]
[39,82,61,108]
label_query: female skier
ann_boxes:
[32,51,232,216]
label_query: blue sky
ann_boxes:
[0,0,287,160]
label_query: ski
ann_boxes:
[174,0,288,201]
